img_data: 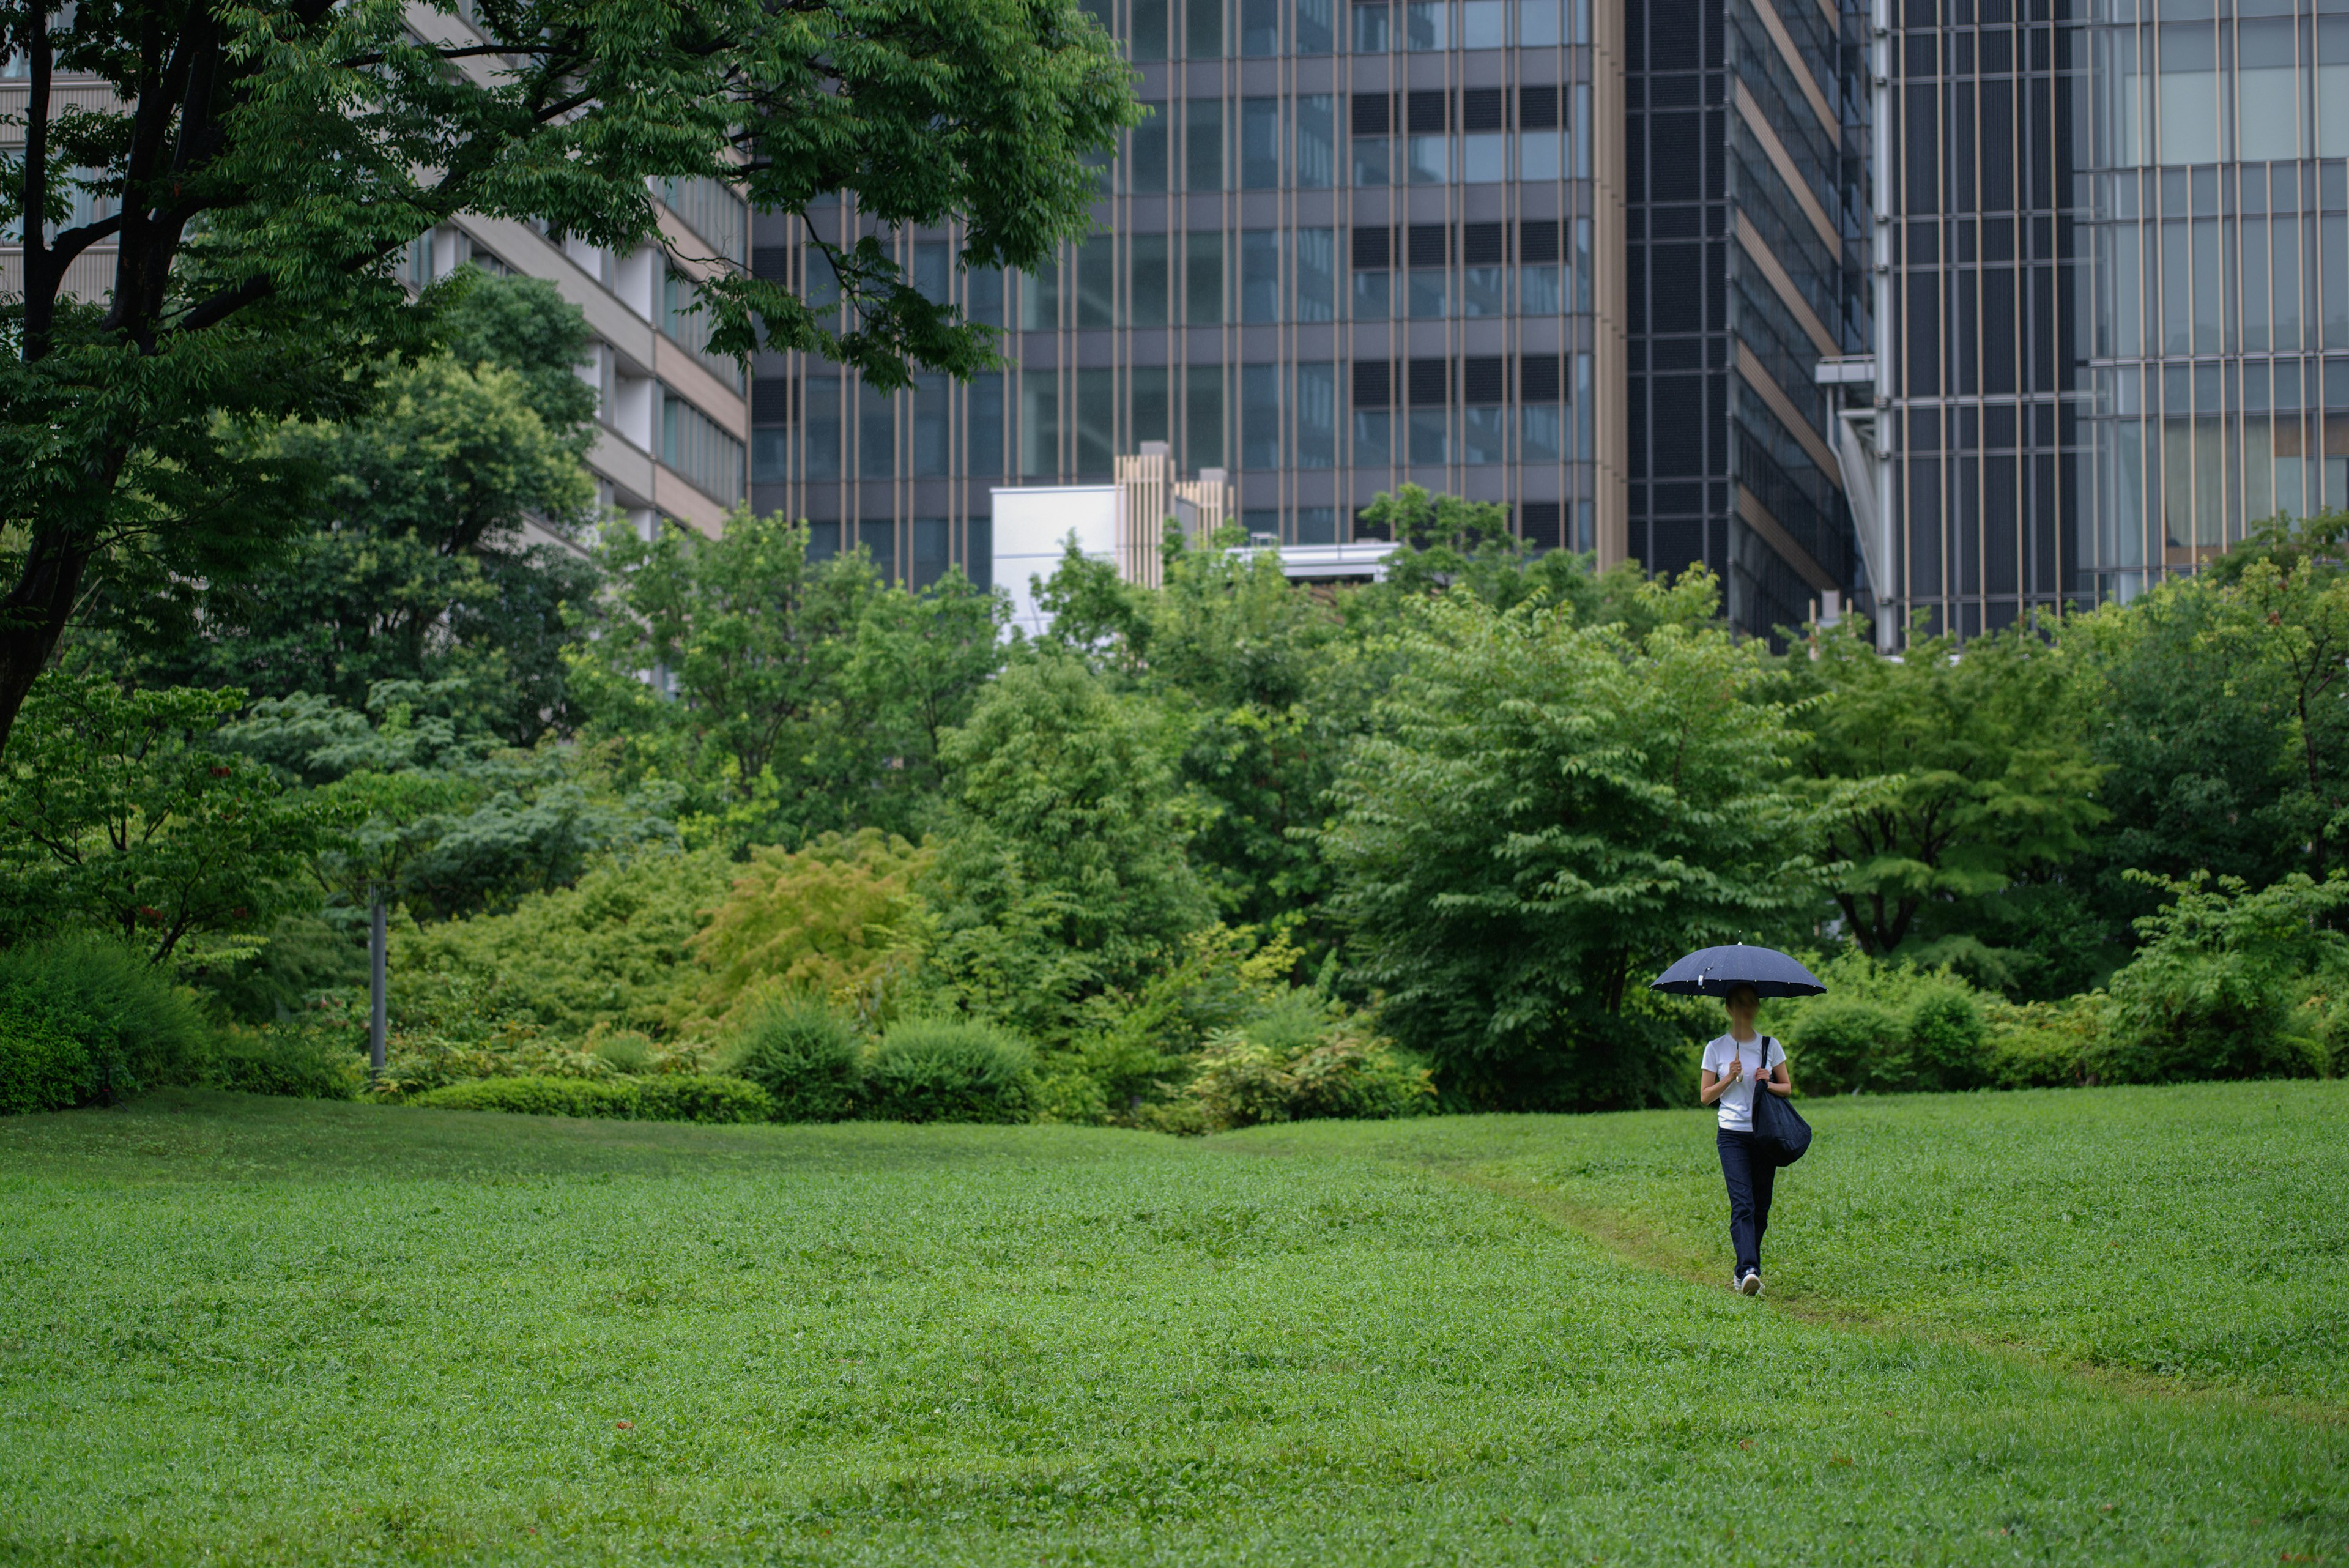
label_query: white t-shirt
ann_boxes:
[1702,1033,1786,1132]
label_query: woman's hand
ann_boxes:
[1723,1056,1744,1083]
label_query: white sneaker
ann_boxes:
[1738,1271,1762,1296]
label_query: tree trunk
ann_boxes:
[0,526,94,756]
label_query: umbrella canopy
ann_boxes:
[1649,943,1825,998]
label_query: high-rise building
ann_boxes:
[1876,0,2349,640]
[748,0,1628,601]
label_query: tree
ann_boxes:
[0,0,1136,753]
[113,275,603,743]
[922,655,1214,1042]
[2063,577,2302,937]
[1322,579,1832,1110]
[0,669,330,963]
[1778,619,2108,965]
[2201,514,2349,882]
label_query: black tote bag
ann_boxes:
[1750,1036,1812,1166]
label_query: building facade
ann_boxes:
[746,0,1638,600]
[1879,0,2349,639]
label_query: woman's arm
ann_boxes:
[1698,1056,1740,1105]
[1759,1058,1792,1097]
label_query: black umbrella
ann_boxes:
[1649,943,1825,998]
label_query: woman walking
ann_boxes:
[1699,983,1793,1296]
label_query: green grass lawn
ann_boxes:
[2,1085,2344,1566]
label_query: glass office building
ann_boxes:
[1881,0,2349,636]
[746,0,1619,596]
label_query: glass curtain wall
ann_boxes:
[746,0,1600,578]
[2079,0,2349,602]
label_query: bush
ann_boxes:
[864,1019,1036,1124]
[2098,872,2347,1083]
[202,1024,366,1100]
[408,1075,640,1118]
[634,1074,773,1124]
[1784,998,1907,1096]
[718,996,866,1122]
[406,1072,774,1122]
[1983,995,2106,1088]
[0,935,211,1112]
[1906,983,1990,1091]
[1186,1022,1435,1131]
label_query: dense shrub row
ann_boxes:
[409,1074,773,1123]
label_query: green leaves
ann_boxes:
[0,669,332,963]
[1780,619,2108,961]
[1321,580,1831,1109]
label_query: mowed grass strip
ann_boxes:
[1244,1079,2349,1406]
[0,1091,2338,1566]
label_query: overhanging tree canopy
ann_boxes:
[0,0,1137,752]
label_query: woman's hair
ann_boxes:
[1723,983,1761,1008]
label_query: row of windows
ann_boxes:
[2082,354,2348,568]
[1089,0,1590,59]
[1119,90,1589,190]
[2088,209,2349,356]
[752,355,1592,480]
[762,226,1590,327]
[2098,17,2349,166]
[664,392,748,507]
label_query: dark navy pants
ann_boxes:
[1716,1129,1777,1279]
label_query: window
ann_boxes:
[1521,352,1565,461]
[662,262,742,388]
[2323,18,2349,157]
[1296,362,1338,467]
[1296,94,1337,187]
[1020,262,1060,330]
[911,519,952,590]
[1186,230,1225,324]
[1241,229,1283,322]
[1460,0,1503,47]
[1352,223,1393,319]
[1132,102,1170,191]
[1405,0,1447,50]
[913,241,951,303]
[1297,228,1338,321]
[1134,366,1173,444]
[1241,364,1284,468]
[1296,505,1339,543]
[1077,235,1117,327]
[804,379,841,480]
[911,374,950,477]
[1241,97,1283,187]
[1187,363,1225,469]
[1132,232,1173,327]
[1520,84,1562,179]
[968,373,1004,476]
[1351,91,1393,185]
[1352,0,1391,50]
[658,176,748,264]
[2238,18,2300,162]
[1408,357,1447,464]
[1519,0,1560,45]
[1353,360,1394,464]
[859,379,895,480]
[1134,0,1170,58]
[1188,0,1224,57]
[1187,97,1226,190]
[2158,23,2219,166]
[1460,87,1506,183]
[1463,355,1507,465]
[967,267,1005,328]
[860,521,896,579]
[1077,368,1118,475]
[1242,0,1280,53]
[1296,0,1335,53]
[1022,370,1059,478]
[662,390,748,505]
